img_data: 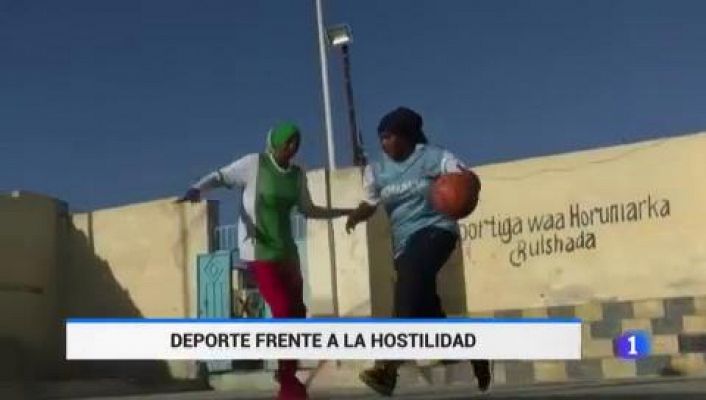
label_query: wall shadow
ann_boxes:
[58,214,173,383]
[366,210,396,318]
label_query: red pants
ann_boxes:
[248,260,306,381]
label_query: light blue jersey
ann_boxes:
[363,144,467,257]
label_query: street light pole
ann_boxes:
[315,0,336,171]
[314,0,339,321]
[340,44,366,166]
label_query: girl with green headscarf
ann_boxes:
[179,121,351,400]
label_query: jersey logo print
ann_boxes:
[380,179,427,201]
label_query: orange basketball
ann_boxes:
[430,171,481,219]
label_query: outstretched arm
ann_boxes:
[176,172,221,203]
[177,154,256,203]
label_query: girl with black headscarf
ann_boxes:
[347,107,490,396]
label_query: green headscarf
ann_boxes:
[267,122,300,153]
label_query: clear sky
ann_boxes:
[2,0,706,221]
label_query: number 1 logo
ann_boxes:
[614,330,650,360]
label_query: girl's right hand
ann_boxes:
[345,212,360,233]
[345,203,376,233]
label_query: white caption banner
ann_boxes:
[66,319,581,360]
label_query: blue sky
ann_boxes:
[2,0,706,221]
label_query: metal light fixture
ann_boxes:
[327,24,353,48]
[326,23,366,166]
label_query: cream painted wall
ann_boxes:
[3,131,704,381]
[303,169,335,316]
[65,197,212,379]
[365,209,395,318]
[460,132,706,311]
[1,193,213,380]
[304,132,706,316]
[67,198,210,318]
[304,168,374,317]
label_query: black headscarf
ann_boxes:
[377,107,428,145]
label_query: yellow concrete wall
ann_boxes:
[365,209,396,318]
[304,168,375,317]
[0,192,66,378]
[304,132,706,317]
[6,131,703,381]
[460,132,706,312]
[66,198,210,318]
[0,194,212,380]
[64,197,212,379]
[302,170,334,316]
